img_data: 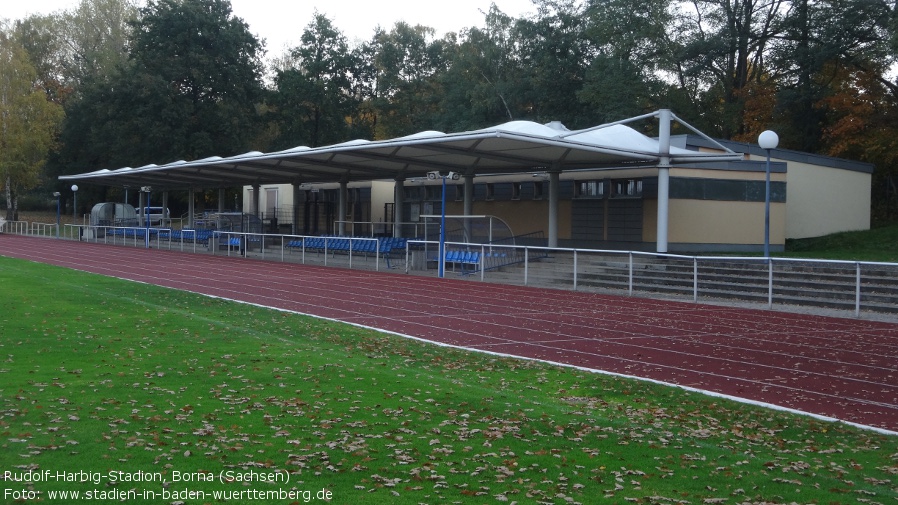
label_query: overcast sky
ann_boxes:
[5,0,538,57]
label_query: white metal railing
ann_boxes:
[3,220,29,234]
[406,240,898,318]
[29,222,59,237]
[13,224,898,318]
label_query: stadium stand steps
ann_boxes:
[537,256,898,314]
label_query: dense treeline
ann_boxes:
[3,0,898,221]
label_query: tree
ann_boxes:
[579,0,675,122]
[436,6,525,130]
[0,27,64,220]
[670,0,787,138]
[127,0,264,160]
[817,61,898,221]
[59,0,138,88]
[56,0,265,174]
[364,22,449,138]
[272,14,362,149]
[513,0,595,126]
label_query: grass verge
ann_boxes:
[0,256,896,504]
[784,223,898,262]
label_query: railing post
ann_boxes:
[855,262,861,318]
[573,249,578,291]
[768,259,774,309]
[404,245,409,274]
[693,256,698,303]
[480,244,485,281]
[524,247,529,286]
[628,252,634,296]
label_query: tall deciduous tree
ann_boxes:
[60,0,138,87]
[272,14,362,149]
[57,0,265,172]
[0,28,64,220]
[127,0,264,160]
[365,22,449,138]
[513,0,594,126]
[437,6,525,130]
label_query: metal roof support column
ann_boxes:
[138,191,147,227]
[393,177,404,238]
[217,188,225,213]
[188,188,195,228]
[162,191,169,226]
[292,182,301,235]
[252,184,260,218]
[548,167,560,248]
[656,109,672,253]
[463,173,474,241]
[338,179,348,236]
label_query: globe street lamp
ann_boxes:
[757,130,779,258]
[141,186,152,248]
[53,192,61,238]
[71,184,79,224]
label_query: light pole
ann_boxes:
[427,171,460,278]
[53,192,60,238]
[71,184,79,224]
[758,130,779,258]
[141,186,152,248]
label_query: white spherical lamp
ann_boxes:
[758,130,779,150]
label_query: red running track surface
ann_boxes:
[2,236,897,432]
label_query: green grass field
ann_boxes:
[784,223,898,262]
[1,256,896,504]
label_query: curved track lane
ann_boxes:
[2,235,896,432]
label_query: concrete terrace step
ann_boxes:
[517,255,898,314]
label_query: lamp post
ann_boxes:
[53,192,60,238]
[427,171,460,278]
[758,130,779,258]
[141,186,152,248]
[71,184,79,224]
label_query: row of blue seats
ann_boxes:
[445,250,481,265]
[286,236,408,254]
[108,228,218,244]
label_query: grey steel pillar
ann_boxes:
[292,182,301,235]
[138,191,146,227]
[463,173,474,241]
[393,177,404,238]
[548,168,560,248]
[188,188,195,228]
[338,180,348,236]
[252,184,260,218]
[656,109,672,253]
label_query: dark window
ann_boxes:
[611,179,642,198]
[575,180,604,198]
[533,181,544,200]
[511,182,521,200]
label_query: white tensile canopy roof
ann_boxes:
[60,111,743,189]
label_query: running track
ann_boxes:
[2,235,897,433]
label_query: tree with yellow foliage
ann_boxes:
[0,26,63,221]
